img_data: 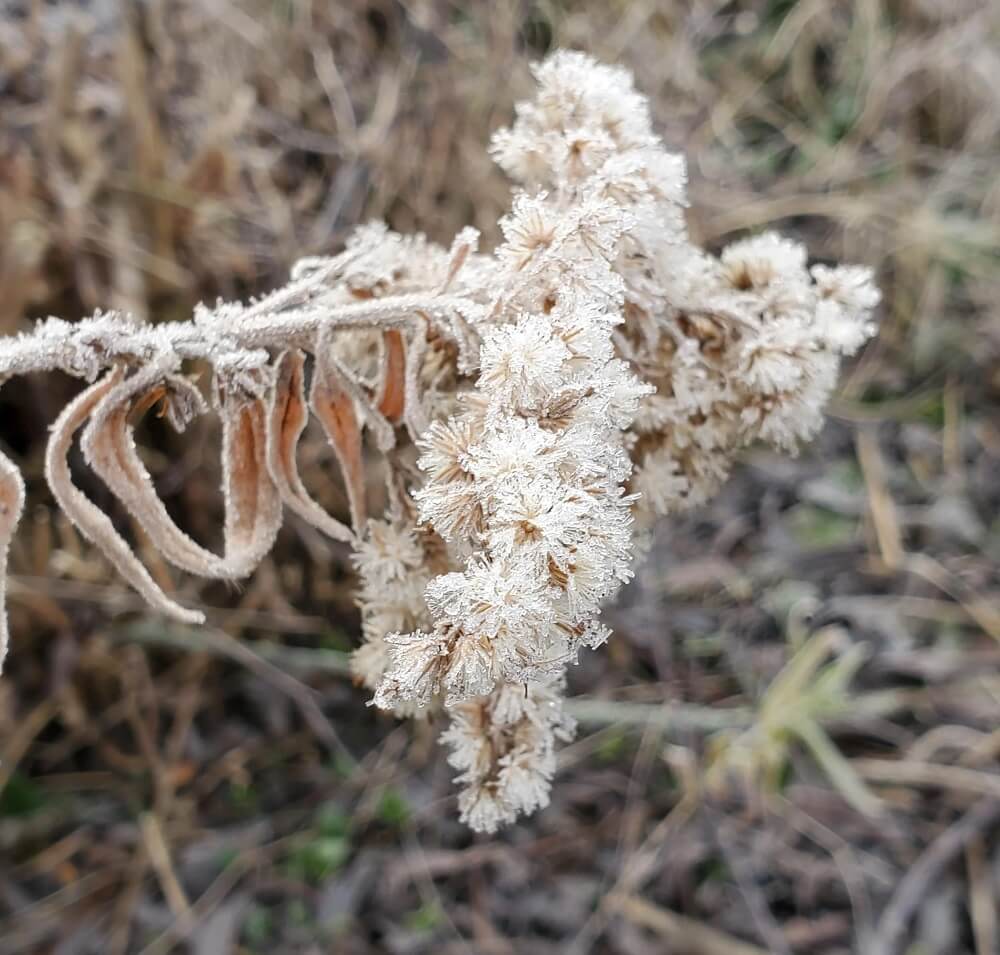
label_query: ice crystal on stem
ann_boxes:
[0,51,879,832]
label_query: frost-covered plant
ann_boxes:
[0,52,878,832]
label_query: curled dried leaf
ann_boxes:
[266,350,354,543]
[0,449,26,672]
[82,366,265,579]
[222,393,283,573]
[44,369,205,625]
[310,354,367,534]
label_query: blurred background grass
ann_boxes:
[1,1,998,953]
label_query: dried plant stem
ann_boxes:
[0,292,478,383]
[110,625,915,743]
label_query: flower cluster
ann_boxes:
[625,234,879,518]
[0,52,878,832]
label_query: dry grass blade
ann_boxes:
[853,759,1000,801]
[608,892,769,955]
[221,396,282,576]
[44,370,204,625]
[904,553,1000,645]
[266,349,354,543]
[310,353,367,533]
[965,839,998,955]
[139,812,193,934]
[0,448,26,671]
[856,427,904,571]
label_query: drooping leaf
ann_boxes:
[377,330,406,423]
[81,367,235,577]
[44,369,205,624]
[310,353,367,534]
[266,350,354,542]
[221,393,283,574]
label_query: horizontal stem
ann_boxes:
[0,291,478,384]
[565,697,752,733]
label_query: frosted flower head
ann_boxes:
[352,519,424,588]
[486,475,589,569]
[465,418,561,487]
[721,233,808,291]
[478,315,570,411]
[441,677,575,832]
[425,558,554,651]
[498,193,561,271]
[417,416,477,485]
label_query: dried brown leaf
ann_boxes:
[266,349,354,543]
[44,369,205,625]
[377,329,406,423]
[221,394,282,573]
[310,356,367,533]
[81,367,268,579]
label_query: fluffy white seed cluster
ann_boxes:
[491,53,880,522]
[0,52,879,833]
[441,677,576,834]
[626,235,880,517]
[354,53,877,830]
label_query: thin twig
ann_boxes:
[140,812,193,933]
[873,798,1000,955]
[566,697,753,733]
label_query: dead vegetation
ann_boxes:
[1,1,998,952]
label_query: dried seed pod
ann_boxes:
[310,352,368,534]
[221,393,283,574]
[45,369,205,625]
[0,449,26,672]
[266,350,354,543]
